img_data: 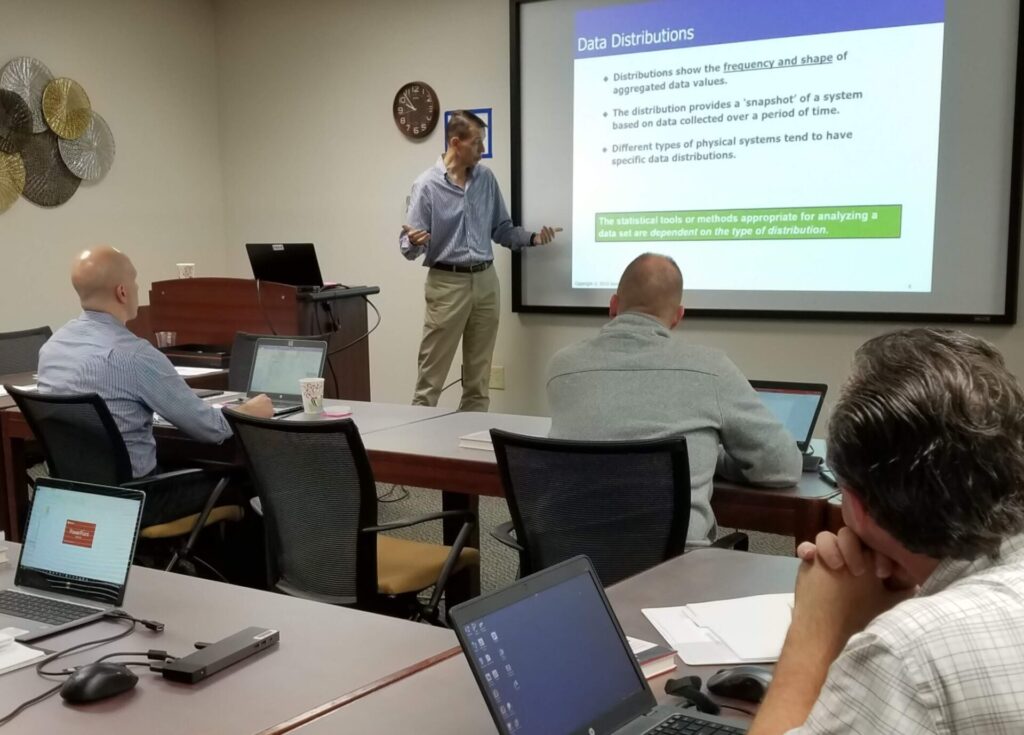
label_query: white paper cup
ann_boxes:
[300,377,325,414]
[176,262,195,278]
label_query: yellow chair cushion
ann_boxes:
[139,505,244,540]
[376,535,481,596]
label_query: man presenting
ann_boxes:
[37,246,272,525]
[546,253,801,545]
[401,109,559,411]
[750,329,1024,734]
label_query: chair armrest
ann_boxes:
[363,509,475,534]
[711,531,749,551]
[489,520,524,553]
[123,468,206,489]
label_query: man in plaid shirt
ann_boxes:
[751,328,1024,735]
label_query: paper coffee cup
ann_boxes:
[300,377,325,414]
[176,262,195,278]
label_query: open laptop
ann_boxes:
[0,479,145,642]
[450,556,747,735]
[243,337,328,416]
[750,380,827,471]
[246,242,325,289]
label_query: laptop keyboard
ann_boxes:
[648,713,746,735]
[0,590,102,625]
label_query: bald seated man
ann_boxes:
[37,246,272,526]
[546,253,801,546]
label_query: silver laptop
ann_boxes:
[450,556,747,735]
[0,479,145,642]
[244,337,328,416]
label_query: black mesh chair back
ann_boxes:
[6,387,133,487]
[223,411,377,605]
[490,430,692,586]
[0,326,51,374]
[229,331,331,392]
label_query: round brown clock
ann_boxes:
[393,81,439,140]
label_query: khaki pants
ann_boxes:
[413,266,499,412]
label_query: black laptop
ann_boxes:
[246,243,324,289]
[450,556,747,735]
[0,479,145,641]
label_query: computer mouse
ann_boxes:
[60,662,139,704]
[706,665,773,703]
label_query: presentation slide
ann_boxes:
[572,1,942,292]
[514,0,1022,320]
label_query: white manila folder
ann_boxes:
[643,592,793,665]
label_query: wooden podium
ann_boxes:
[144,278,379,400]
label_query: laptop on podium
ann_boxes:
[246,242,324,289]
[0,479,145,641]
[450,556,748,735]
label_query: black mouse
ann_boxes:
[706,665,773,703]
[60,662,139,704]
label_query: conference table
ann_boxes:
[0,543,460,735]
[0,542,798,733]
[287,548,801,734]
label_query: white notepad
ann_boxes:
[643,593,793,665]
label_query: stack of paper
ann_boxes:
[173,366,221,377]
[0,637,45,675]
[643,593,793,665]
[459,430,494,451]
[0,384,37,397]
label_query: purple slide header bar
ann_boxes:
[575,0,944,60]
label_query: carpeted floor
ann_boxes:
[376,484,796,596]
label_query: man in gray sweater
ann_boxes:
[546,253,802,545]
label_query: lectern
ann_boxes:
[145,278,379,400]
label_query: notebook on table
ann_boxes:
[0,478,144,642]
[450,556,748,735]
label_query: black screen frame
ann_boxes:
[509,0,1023,324]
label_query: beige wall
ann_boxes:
[0,0,226,333]
[6,0,1020,432]
[215,0,1022,430]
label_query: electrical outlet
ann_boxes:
[489,365,506,390]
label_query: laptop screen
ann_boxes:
[454,564,646,735]
[249,340,326,398]
[18,482,143,604]
[245,242,324,288]
[751,381,827,450]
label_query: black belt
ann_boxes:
[431,261,492,274]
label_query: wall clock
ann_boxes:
[393,81,438,140]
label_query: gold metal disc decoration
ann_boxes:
[0,57,53,133]
[59,111,115,181]
[21,131,80,207]
[42,78,91,140]
[0,151,25,213]
[0,89,32,154]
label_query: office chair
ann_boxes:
[489,429,748,587]
[0,326,51,375]
[5,385,241,579]
[223,410,479,623]
[228,331,330,392]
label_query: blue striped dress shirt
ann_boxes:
[37,310,231,477]
[399,158,533,265]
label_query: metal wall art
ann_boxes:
[0,56,115,213]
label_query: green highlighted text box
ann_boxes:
[595,205,902,242]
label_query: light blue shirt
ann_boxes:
[37,310,231,477]
[399,158,533,265]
